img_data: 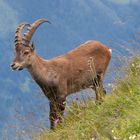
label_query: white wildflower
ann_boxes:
[132,134,136,139]
[111,129,114,133]
[22,130,25,134]
[132,63,135,67]
[108,83,111,87]
[129,135,135,139]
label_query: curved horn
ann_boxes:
[23,18,51,45]
[15,23,29,47]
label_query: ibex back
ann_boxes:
[11,18,112,129]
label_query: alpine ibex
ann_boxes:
[11,18,112,129]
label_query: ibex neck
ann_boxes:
[27,55,48,82]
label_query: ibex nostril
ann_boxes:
[11,63,15,67]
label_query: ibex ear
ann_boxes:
[31,42,35,51]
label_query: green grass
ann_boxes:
[37,57,140,140]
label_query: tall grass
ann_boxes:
[37,57,140,140]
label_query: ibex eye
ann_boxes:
[23,51,29,55]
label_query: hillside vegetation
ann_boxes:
[37,58,140,140]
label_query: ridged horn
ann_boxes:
[15,23,29,47]
[23,18,51,45]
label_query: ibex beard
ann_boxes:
[11,18,112,129]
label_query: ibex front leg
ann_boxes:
[49,98,66,129]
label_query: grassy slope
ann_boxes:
[38,58,140,140]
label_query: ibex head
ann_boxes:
[11,18,50,70]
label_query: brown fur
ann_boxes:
[11,40,111,129]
